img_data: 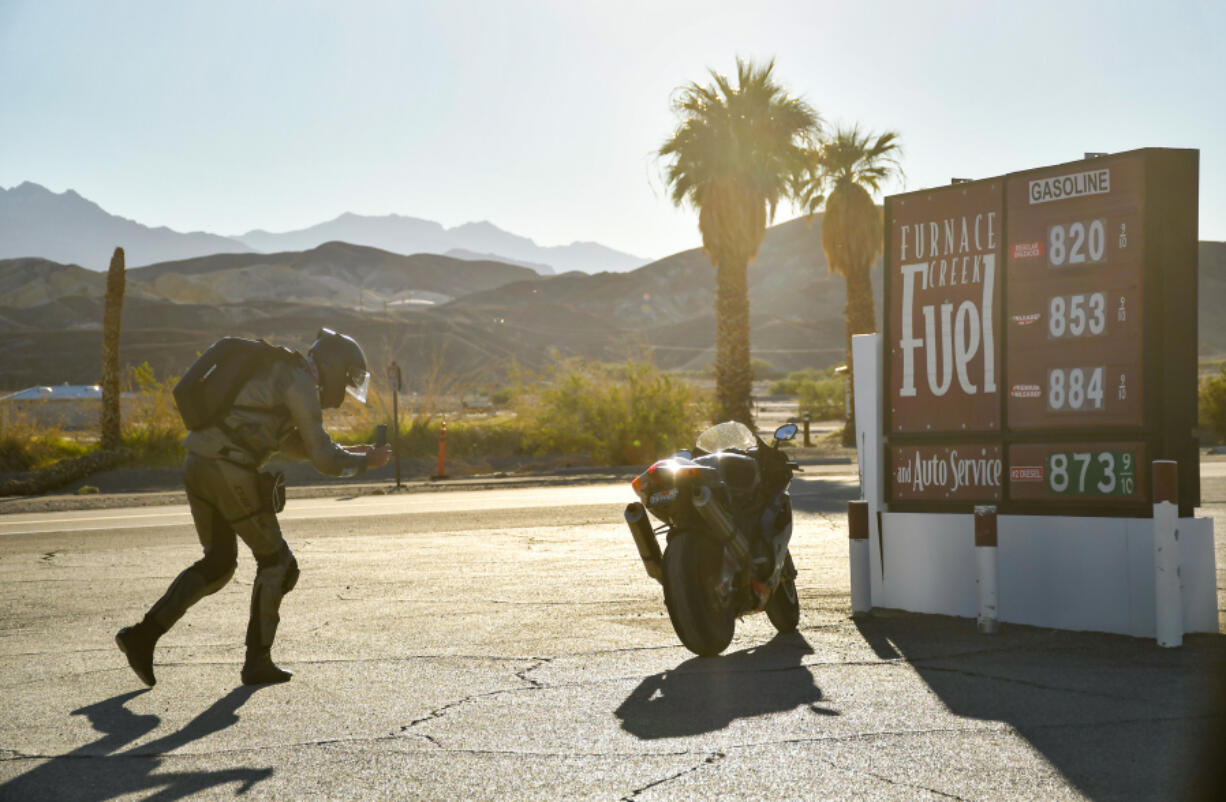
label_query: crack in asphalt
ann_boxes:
[397,657,555,744]
[823,756,972,801]
[620,751,725,800]
[513,657,553,689]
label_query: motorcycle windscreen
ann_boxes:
[696,421,756,453]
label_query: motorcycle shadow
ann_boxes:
[614,632,836,740]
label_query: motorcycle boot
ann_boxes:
[242,542,296,684]
[115,621,161,686]
[241,649,293,685]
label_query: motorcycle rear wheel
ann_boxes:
[765,551,800,633]
[662,530,736,657]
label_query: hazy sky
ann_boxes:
[2,0,1222,260]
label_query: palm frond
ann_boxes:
[657,58,821,233]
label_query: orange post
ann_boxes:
[436,419,447,478]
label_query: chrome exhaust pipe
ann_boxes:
[691,486,750,560]
[625,502,663,582]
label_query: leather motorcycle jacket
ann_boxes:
[184,357,366,477]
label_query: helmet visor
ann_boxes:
[345,369,371,404]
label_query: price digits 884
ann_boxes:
[1046,366,1104,411]
[1049,219,1107,268]
[1047,450,1135,496]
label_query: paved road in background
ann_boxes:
[0,467,1223,799]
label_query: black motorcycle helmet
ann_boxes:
[307,328,370,409]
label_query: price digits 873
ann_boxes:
[1049,219,1107,268]
[1048,450,1135,496]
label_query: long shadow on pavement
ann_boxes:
[615,632,837,739]
[0,686,273,801]
[854,613,1226,801]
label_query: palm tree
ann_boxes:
[100,246,126,451]
[798,126,902,444]
[659,58,819,426]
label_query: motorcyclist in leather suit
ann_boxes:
[116,329,391,685]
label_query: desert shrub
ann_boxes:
[121,362,187,467]
[0,415,90,473]
[769,369,826,395]
[798,376,846,421]
[442,417,526,458]
[516,358,707,465]
[1200,363,1226,444]
[385,417,523,458]
[770,368,846,420]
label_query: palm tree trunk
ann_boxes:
[842,260,876,446]
[100,247,126,451]
[715,257,753,427]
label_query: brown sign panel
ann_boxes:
[886,181,1003,434]
[1005,154,1146,429]
[890,443,1002,503]
[1008,441,1148,503]
[884,148,1199,514]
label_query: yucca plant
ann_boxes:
[100,246,126,451]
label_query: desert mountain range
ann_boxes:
[0,217,843,390]
[0,215,1221,394]
[0,182,647,274]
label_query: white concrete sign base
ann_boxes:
[876,511,1217,637]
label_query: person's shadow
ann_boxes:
[615,632,837,739]
[0,686,274,801]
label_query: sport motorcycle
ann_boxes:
[624,420,802,656]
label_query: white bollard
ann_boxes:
[975,505,999,634]
[848,500,871,616]
[1152,460,1183,648]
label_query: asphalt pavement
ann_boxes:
[0,465,1223,800]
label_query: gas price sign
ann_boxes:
[884,148,1199,515]
[1006,155,1145,430]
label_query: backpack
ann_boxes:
[173,338,304,431]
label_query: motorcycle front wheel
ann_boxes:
[662,530,736,657]
[765,551,800,633]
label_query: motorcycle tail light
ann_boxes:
[631,473,649,500]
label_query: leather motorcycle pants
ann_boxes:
[145,454,296,653]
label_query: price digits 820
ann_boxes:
[1048,219,1107,268]
[1046,366,1104,411]
[1048,450,1135,496]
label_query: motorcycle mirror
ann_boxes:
[773,423,799,442]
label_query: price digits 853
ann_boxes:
[1048,450,1135,496]
[1048,292,1106,339]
